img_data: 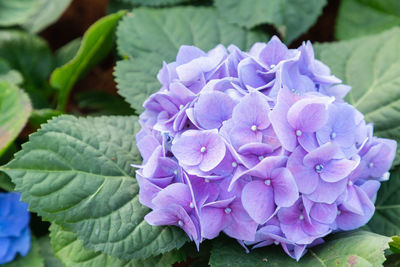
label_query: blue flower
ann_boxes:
[0,192,30,265]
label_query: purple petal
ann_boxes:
[194,91,235,129]
[269,98,297,152]
[321,158,357,182]
[152,183,192,209]
[310,202,337,224]
[200,206,226,239]
[242,181,275,224]
[306,178,347,204]
[287,147,319,194]
[271,167,299,207]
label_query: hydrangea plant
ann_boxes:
[135,36,397,260]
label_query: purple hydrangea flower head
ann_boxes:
[0,192,31,265]
[134,36,397,260]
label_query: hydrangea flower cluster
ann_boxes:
[0,192,30,264]
[135,36,397,260]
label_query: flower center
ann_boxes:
[274,241,280,245]
[348,180,353,186]
[368,162,374,168]
[251,125,258,132]
[224,207,232,214]
[270,64,276,68]
[264,179,271,186]
[232,162,238,168]
[258,155,264,161]
[205,178,210,183]
[178,220,184,227]
[173,170,178,176]
[299,214,304,220]
[200,146,206,153]
[295,129,302,137]
[337,210,341,215]
[189,202,194,209]
[315,164,324,173]
[179,104,184,110]
[330,132,337,139]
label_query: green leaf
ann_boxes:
[0,81,32,156]
[4,238,44,267]
[368,168,400,236]
[50,11,126,111]
[50,224,187,266]
[214,0,327,43]
[0,31,53,108]
[314,27,400,166]
[22,0,72,33]
[389,236,400,254]
[0,171,14,191]
[0,0,40,27]
[54,38,82,68]
[0,59,23,85]
[3,115,187,259]
[29,109,63,129]
[37,236,63,267]
[115,7,267,113]
[117,0,189,6]
[336,0,400,40]
[209,231,390,267]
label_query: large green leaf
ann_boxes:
[0,81,32,156]
[2,115,187,259]
[115,7,267,113]
[368,168,400,236]
[214,0,327,43]
[22,0,72,34]
[209,231,390,267]
[4,238,44,267]
[314,27,400,166]
[0,0,39,26]
[0,31,53,108]
[50,11,126,111]
[336,0,400,40]
[50,224,187,266]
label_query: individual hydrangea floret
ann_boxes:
[134,36,397,260]
[0,192,31,264]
